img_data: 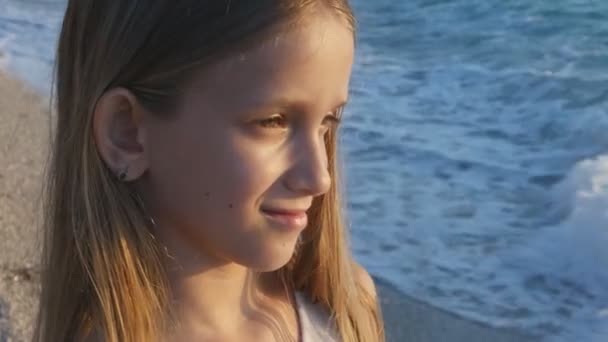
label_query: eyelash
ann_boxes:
[257,110,343,130]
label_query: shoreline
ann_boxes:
[0,69,537,341]
[374,276,536,342]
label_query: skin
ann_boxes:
[93,14,354,341]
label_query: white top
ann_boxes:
[294,291,340,342]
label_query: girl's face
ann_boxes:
[141,15,354,272]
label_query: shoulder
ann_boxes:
[352,261,378,300]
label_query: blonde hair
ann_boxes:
[34,1,384,341]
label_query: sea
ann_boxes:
[1,0,607,341]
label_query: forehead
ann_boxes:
[186,16,355,110]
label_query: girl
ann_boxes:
[34,1,385,341]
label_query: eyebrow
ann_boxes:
[252,97,349,114]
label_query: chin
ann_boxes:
[243,243,298,272]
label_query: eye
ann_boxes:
[322,108,344,130]
[324,114,342,127]
[257,114,288,129]
[256,107,344,132]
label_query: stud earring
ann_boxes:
[118,165,129,181]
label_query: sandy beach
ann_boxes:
[0,70,537,341]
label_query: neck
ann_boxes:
[155,221,290,338]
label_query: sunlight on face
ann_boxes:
[143,15,355,272]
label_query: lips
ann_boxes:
[261,208,308,216]
[261,207,309,230]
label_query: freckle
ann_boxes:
[228,203,233,209]
[205,192,210,198]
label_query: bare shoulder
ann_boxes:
[353,261,378,299]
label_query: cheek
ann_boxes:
[216,136,285,211]
[145,120,220,222]
[147,123,281,229]
[196,135,291,236]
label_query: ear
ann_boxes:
[93,87,150,182]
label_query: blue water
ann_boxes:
[2,0,608,341]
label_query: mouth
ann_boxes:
[260,208,308,231]
[261,208,308,216]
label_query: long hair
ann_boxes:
[34,1,384,341]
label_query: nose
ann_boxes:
[284,132,332,197]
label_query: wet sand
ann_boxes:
[0,71,536,341]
